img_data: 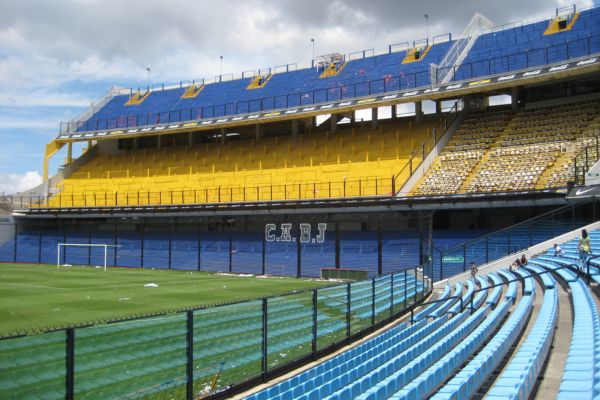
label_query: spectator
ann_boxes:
[578,228,592,269]
[520,254,528,266]
[510,258,520,271]
[553,243,563,257]
[470,261,478,279]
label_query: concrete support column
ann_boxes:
[256,124,263,141]
[435,100,442,117]
[304,117,314,135]
[157,135,162,149]
[291,120,298,138]
[330,114,338,133]
[220,128,226,144]
[480,96,490,111]
[188,132,194,146]
[511,86,519,112]
[132,137,139,150]
[371,107,378,129]
[67,142,73,164]
[415,101,422,125]
[564,82,573,97]
[391,104,397,120]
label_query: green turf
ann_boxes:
[0,263,332,335]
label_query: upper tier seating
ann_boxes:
[78,42,453,132]
[47,118,437,207]
[414,99,600,196]
[454,7,600,82]
[74,7,600,132]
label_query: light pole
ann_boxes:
[219,56,223,79]
[424,14,429,44]
[146,67,151,89]
[311,38,315,68]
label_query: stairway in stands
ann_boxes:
[242,226,600,400]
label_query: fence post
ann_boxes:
[186,310,194,400]
[66,328,75,400]
[485,236,489,264]
[470,294,474,315]
[390,273,394,317]
[261,298,268,381]
[404,270,408,309]
[371,278,376,327]
[312,289,318,358]
[346,283,351,338]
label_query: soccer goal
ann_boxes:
[57,243,120,271]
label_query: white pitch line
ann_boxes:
[1,279,206,291]
[2,282,76,290]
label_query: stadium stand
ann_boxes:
[46,118,437,207]
[75,41,453,132]
[60,7,600,134]
[245,226,600,400]
[414,98,600,195]
[452,6,600,82]
[4,4,600,400]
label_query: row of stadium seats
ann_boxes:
[47,118,436,207]
[73,7,600,132]
[414,99,600,195]
[248,227,600,399]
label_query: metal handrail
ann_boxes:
[409,294,463,324]
[464,262,578,314]
[437,200,590,257]
[392,98,462,193]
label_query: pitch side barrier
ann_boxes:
[0,268,431,400]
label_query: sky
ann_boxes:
[0,0,597,194]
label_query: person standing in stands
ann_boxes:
[578,228,592,269]
[470,261,478,279]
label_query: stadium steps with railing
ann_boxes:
[535,149,576,189]
[244,227,600,400]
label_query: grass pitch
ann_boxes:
[0,263,331,335]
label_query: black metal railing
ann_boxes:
[392,98,463,193]
[575,135,600,185]
[434,199,598,281]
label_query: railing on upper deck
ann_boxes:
[59,31,600,135]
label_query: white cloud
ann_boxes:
[0,171,42,195]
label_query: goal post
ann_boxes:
[57,243,120,271]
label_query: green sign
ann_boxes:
[442,255,464,263]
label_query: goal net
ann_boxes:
[57,243,120,271]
